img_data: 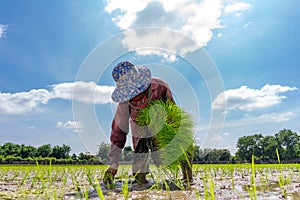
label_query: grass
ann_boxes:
[0,163,299,199]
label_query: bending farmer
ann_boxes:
[103,61,193,185]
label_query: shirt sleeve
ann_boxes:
[164,83,175,104]
[109,102,129,168]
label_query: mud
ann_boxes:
[1,166,300,199]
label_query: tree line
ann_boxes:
[1,129,299,164]
[96,129,300,164]
[0,142,133,164]
[0,143,98,164]
[236,129,300,162]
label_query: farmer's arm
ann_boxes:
[109,102,130,169]
[163,83,175,104]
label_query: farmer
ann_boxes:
[103,61,193,185]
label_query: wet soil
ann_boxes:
[0,167,300,199]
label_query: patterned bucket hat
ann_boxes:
[111,61,151,102]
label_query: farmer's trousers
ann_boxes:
[132,137,160,174]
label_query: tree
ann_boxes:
[260,136,278,160]
[37,144,52,157]
[19,144,37,158]
[203,149,231,162]
[236,134,263,161]
[71,153,77,161]
[205,149,219,161]
[218,149,231,161]
[236,130,300,162]
[0,142,21,157]
[78,152,87,161]
[78,152,94,162]
[192,145,201,162]
[275,129,300,160]
[198,148,211,161]
[51,145,71,159]
[62,144,71,159]
[122,146,133,161]
[97,142,110,163]
[296,140,300,157]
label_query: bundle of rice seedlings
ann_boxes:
[135,99,195,170]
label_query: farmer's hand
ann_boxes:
[103,167,118,185]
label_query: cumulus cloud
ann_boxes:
[212,84,297,111]
[52,81,115,104]
[0,24,7,38]
[0,82,115,115]
[224,2,251,13]
[105,0,228,55]
[121,28,199,59]
[57,120,83,133]
[0,89,51,114]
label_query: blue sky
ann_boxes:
[0,0,299,155]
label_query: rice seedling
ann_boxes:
[94,175,105,200]
[162,179,171,199]
[209,178,215,199]
[201,174,209,199]
[276,148,288,199]
[83,186,89,200]
[194,188,201,200]
[250,155,257,200]
[1,161,300,199]
[19,168,30,187]
[135,99,195,170]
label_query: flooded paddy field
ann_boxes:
[0,164,300,199]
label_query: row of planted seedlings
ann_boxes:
[105,164,195,200]
[192,159,300,200]
[0,162,110,199]
[1,162,300,199]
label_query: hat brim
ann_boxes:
[111,65,151,103]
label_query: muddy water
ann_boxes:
[1,165,300,199]
[62,178,300,200]
[1,178,300,199]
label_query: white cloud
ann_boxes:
[0,82,115,115]
[0,89,51,115]
[210,133,223,142]
[235,12,242,17]
[256,112,295,122]
[105,0,227,55]
[121,29,199,57]
[243,21,252,28]
[105,0,150,30]
[212,84,297,111]
[224,2,251,13]
[223,132,230,136]
[227,112,295,128]
[57,120,83,133]
[217,32,223,38]
[0,24,7,38]
[51,81,115,104]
